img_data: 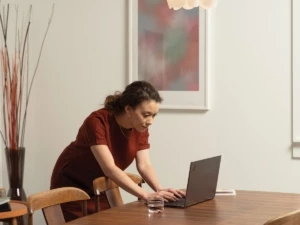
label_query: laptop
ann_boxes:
[164,155,221,208]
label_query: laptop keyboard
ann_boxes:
[164,197,186,207]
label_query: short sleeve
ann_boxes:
[82,115,108,146]
[139,129,150,150]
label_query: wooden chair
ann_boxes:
[27,187,90,225]
[264,208,300,225]
[93,172,145,211]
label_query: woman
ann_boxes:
[50,81,185,221]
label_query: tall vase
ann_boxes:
[5,147,27,201]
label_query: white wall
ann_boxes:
[1,0,297,224]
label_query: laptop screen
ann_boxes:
[185,155,221,207]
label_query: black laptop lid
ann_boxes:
[185,155,221,207]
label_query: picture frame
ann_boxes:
[128,0,209,110]
[292,0,300,158]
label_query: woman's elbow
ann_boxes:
[137,163,150,174]
[101,165,116,177]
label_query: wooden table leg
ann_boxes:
[11,218,17,225]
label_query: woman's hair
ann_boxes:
[104,81,163,114]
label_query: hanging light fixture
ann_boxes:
[166,0,218,10]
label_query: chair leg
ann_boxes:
[82,200,88,216]
[95,196,100,212]
[28,214,33,225]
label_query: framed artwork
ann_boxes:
[128,0,209,110]
[292,0,300,158]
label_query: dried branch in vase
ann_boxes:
[0,4,54,150]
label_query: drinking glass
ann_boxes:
[147,195,164,213]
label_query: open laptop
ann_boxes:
[164,155,221,208]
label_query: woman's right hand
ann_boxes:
[147,190,178,202]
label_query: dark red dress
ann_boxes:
[50,108,150,221]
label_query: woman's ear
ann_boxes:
[124,105,132,117]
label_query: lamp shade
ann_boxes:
[166,0,218,10]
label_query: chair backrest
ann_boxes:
[27,187,90,225]
[264,209,300,225]
[93,172,145,211]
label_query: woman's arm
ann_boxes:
[91,145,149,200]
[135,149,163,191]
[136,149,185,198]
[92,145,179,202]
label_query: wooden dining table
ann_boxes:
[65,190,300,225]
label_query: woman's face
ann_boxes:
[126,100,160,132]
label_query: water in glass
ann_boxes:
[148,198,164,213]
